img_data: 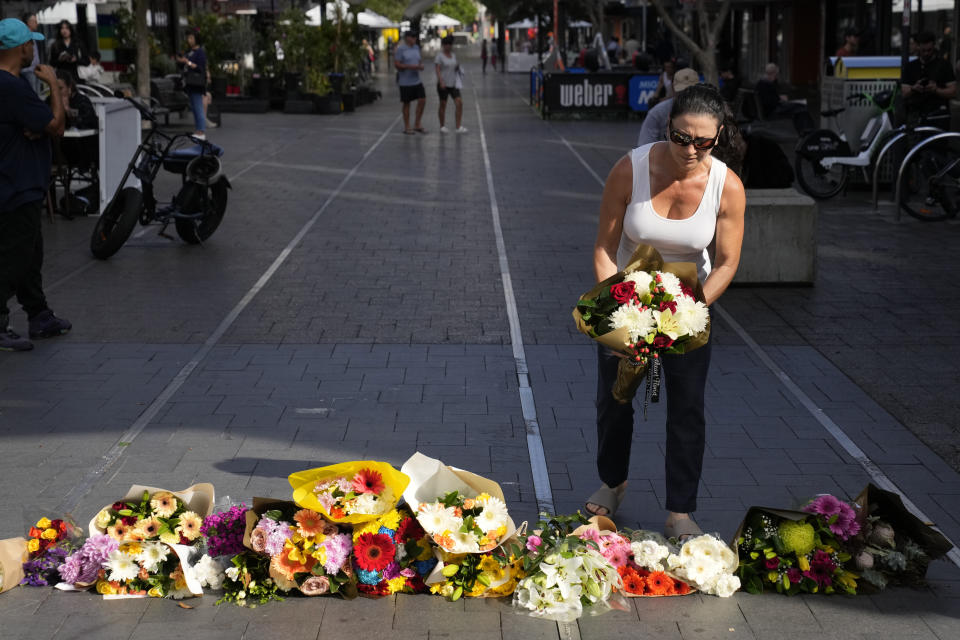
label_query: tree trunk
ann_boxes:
[649,0,731,86]
[135,0,150,100]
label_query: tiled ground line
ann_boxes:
[54,115,402,514]
[558,133,960,570]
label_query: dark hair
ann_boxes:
[404,30,417,39]
[441,35,454,46]
[669,84,746,175]
[89,50,101,61]
[843,27,859,38]
[916,31,936,45]
[56,68,76,90]
[21,12,36,23]
[187,30,202,46]
[56,20,75,42]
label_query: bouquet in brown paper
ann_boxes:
[573,244,710,405]
[88,483,215,546]
[241,498,357,599]
[0,538,27,595]
[849,483,953,591]
[574,517,695,597]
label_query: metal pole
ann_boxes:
[897,0,911,222]
[642,0,647,54]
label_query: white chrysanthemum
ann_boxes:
[475,495,509,533]
[631,540,670,570]
[673,296,709,336]
[347,492,383,515]
[666,553,683,570]
[105,550,140,582]
[608,302,655,344]
[712,573,741,598]
[191,554,225,589]
[417,503,461,535]
[623,270,653,292]
[656,271,684,297]
[138,542,170,573]
[225,566,240,582]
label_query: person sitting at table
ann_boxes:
[55,70,97,130]
[77,50,104,84]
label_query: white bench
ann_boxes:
[734,188,817,285]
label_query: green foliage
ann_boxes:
[365,0,407,22]
[430,0,479,27]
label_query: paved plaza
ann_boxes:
[0,66,959,639]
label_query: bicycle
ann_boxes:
[794,89,944,200]
[897,131,960,221]
[90,97,231,259]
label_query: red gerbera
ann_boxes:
[395,517,425,542]
[622,572,646,595]
[352,469,385,495]
[646,571,675,596]
[354,533,396,571]
[674,580,692,595]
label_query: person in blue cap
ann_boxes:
[0,18,70,352]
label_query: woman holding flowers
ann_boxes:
[585,84,746,539]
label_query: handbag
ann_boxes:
[183,69,205,90]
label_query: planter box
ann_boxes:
[284,99,316,114]
[733,188,817,285]
[218,98,269,114]
[311,93,342,115]
[341,92,356,112]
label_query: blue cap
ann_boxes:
[0,19,45,51]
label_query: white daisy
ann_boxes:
[449,530,480,553]
[105,549,140,582]
[417,503,461,535]
[475,495,509,533]
[608,302,655,344]
[138,542,170,573]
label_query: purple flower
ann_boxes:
[400,567,416,578]
[764,557,780,570]
[803,495,861,541]
[59,535,118,585]
[259,519,293,556]
[201,505,248,557]
[21,546,69,587]
[382,562,401,580]
[322,533,352,575]
[786,568,802,584]
[803,550,836,588]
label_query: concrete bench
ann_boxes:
[733,188,817,285]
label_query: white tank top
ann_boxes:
[616,143,727,282]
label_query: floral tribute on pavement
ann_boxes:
[0,455,953,618]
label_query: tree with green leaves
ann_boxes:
[430,0,479,27]
[649,0,732,86]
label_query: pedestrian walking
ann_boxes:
[0,18,72,352]
[177,30,208,140]
[435,36,466,133]
[395,30,427,135]
[19,12,40,94]
[585,84,746,539]
[481,39,488,74]
[48,20,86,81]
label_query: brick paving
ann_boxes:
[0,65,958,639]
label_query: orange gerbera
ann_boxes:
[622,572,646,595]
[294,509,327,537]
[674,580,692,595]
[646,571,675,596]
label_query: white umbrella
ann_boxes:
[568,20,592,28]
[358,9,400,29]
[507,18,536,29]
[423,13,461,28]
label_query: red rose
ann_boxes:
[652,336,674,349]
[659,300,677,314]
[29,527,41,539]
[680,283,694,298]
[610,282,636,304]
[112,502,127,512]
[121,516,138,526]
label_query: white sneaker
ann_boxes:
[205,119,218,129]
[192,132,206,140]
[456,126,468,133]
[439,126,450,133]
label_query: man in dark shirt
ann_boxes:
[755,62,815,134]
[0,18,71,352]
[902,30,957,122]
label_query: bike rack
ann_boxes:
[872,126,943,209]
[893,131,960,222]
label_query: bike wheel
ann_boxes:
[795,129,849,199]
[174,179,229,244]
[90,187,143,259]
[899,143,960,221]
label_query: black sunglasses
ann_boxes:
[668,127,721,150]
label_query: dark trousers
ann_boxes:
[0,200,49,329]
[595,339,712,513]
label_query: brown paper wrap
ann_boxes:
[0,538,28,594]
[572,244,710,403]
[88,483,215,537]
[854,484,953,563]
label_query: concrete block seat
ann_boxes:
[734,188,817,285]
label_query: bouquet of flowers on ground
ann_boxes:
[666,534,740,597]
[401,452,518,556]
[218,551,285,607]
[351,506,436,597]
[289,461,409,524]
[428,546,524,601]
[201,503,249,557]
[573,244,710,404]
[0,537,28,593]
[94,540,202,599]
[510,513,625,623]
[243,499,357,598]
[735,499,858,596]
[89,483,214,545]
[57,534,118,589]
[20,516,79,587]
[849,484,953,591]
[614,527,694,597]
